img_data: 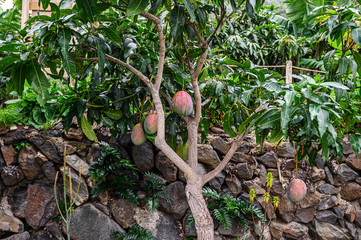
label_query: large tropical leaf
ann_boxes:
[170,5,185,38]
[28,60,50,106]
[126,0,149,16]
[81,114,98,141]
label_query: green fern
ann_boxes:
[141,172,170,212]
[213,208,232,230]
[111,224,154,240]
[89,142,139,203]
[200,187,264,231]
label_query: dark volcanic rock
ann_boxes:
[315,210,338,224]
[24,183,58,230]
[132,142,154,172]
[4,129,27,144]
[159,181,189,220]
[155,151,177,182]
[1,165,24,186]
[316,183,337,195]
[235,163,253,180]
[110,199,136,229]
[18,146,42,180]
[314,220,350,240]
[258,151,278,168]
[198,144,220,169]
[1,145,16,165]
[29,138,61,163]
[67,204,124,240]
[276,142,296,158]
[2,232,30,240]
[340,182,361,201]
[317,196,337,210]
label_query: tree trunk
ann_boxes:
[185,182,214,240]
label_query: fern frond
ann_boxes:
[202,187,220,200]
[214,208,232,231]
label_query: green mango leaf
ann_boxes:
[280,104,291,137]
[75,0,97,22]
[97,39,105,74]
[145,132,156,145]
[170,5,185,38]
[81,115,98,141]
[301,89,323,104]
[60,50,76,77]
[149,0,162,13]
[60,0,75,9]
[126,0,149,16]
[320,82,349,90]
[104,110,122,120]
[0,43,26,53]
[300,104,311,137]
[352,28,361,47]
[258,110,281,130]
[169,64,189,80]
[58,28,72,53]
[11,62,26,97]
[338,58,348,76]
[29,60,50,106]
[238,110,264,134]
[349,135,361,155]
[100,27,122,45]
[284,90,295,106]
[269,128,284,143]
[41,0,51,10]
[224,111,237,138]
[317,108,329,137]
[183,0,196,21]
[321,135,329,162]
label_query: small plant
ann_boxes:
[141,172,170,212]
[249,172,280,240]
[54,146,82,240]
[13,141,30,154]
[111,224,154,240]
[0,105,21,127]
[53,197,75,222]
[89,142,139,203]
[188,187,264,231]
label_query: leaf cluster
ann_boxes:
[141,172,170,212]
[111,224,154,240]
[89,142,139,203]
[200,187,264,231]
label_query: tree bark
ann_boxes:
[185,181,214,240]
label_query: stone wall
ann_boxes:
[0,124,361,240]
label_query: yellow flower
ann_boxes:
[249,189,256,203]
[273,196,280,209]
[266,172,273,189]
[263,192,270,204]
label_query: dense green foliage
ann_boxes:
[88,142,139,202]
[141,172,170,212]
[111,224,154,240]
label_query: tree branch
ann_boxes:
[186,17,207,47]
[201,129,250,185]
[140,12,165,91]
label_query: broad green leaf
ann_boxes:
[0,56,18,72]
[170,5,185,38]
[338,58,348,75]
[75,0,97,22]
[100,27,122,45]
[60,51,76,77]
[149,0,162,13]
[328,124,337,141]
[60,0,75,9]
[29,60,50,106]
[321,135,329,162]
[300,104,311,137]
[263,82,281,93]
[258,110,281,130]
[224,111,237,138]
[352,50,361,71]
[0,43,26,53]
[101,116,114,129]
[349,135,361,155]
[309,104,320,121]
[269,128,284,143]
[320,82,349,90]
[317,109,329,137]
[58,28,72,53]
[183,0,196,21]
[41,0,51,10]
[169,64,189,80]
[196,8,206,27]
[145,132,156,144]
[126,0,149,16]
[284,90,295,106]
[280,104,291,137]
[352,28,361,47]
[97,39,105,74]
[301,89,323,104]
[12,62,26,96]
[238,110,263,134]
[104,110,122,120]
[81,115,98,141]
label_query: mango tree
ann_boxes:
[0,0,268,239]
